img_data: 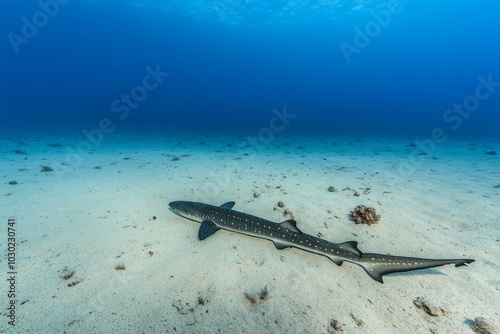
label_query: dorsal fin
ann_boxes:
[336,241,362,257]
[279,219,302,234]
[219,201,235,210]
[198,221,220,240]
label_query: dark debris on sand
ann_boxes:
[328,319,343,332]
[245,286,270,305]
[413,297,447,317]
[114,264,126,271]
[469,317,499,334]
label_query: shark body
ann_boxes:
[168,200,474,283]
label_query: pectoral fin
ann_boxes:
[273,241,290,250]
[198,221,220,240]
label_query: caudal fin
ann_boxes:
[357,253,475,283]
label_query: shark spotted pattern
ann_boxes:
[169,201,474,283]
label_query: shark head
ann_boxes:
[169,200,236,223]
[169,201,207,222]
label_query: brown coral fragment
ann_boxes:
[350,205,380,226]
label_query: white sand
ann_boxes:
[1,132,499,333]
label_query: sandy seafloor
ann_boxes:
[1,132,499,334]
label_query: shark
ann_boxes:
[168,200,474,283]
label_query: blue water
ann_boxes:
[1,0,499,137]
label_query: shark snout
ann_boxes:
[169,201,187,215]
[168,200,202,222]
[169,201,191,212]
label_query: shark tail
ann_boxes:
[357,253,475,283]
